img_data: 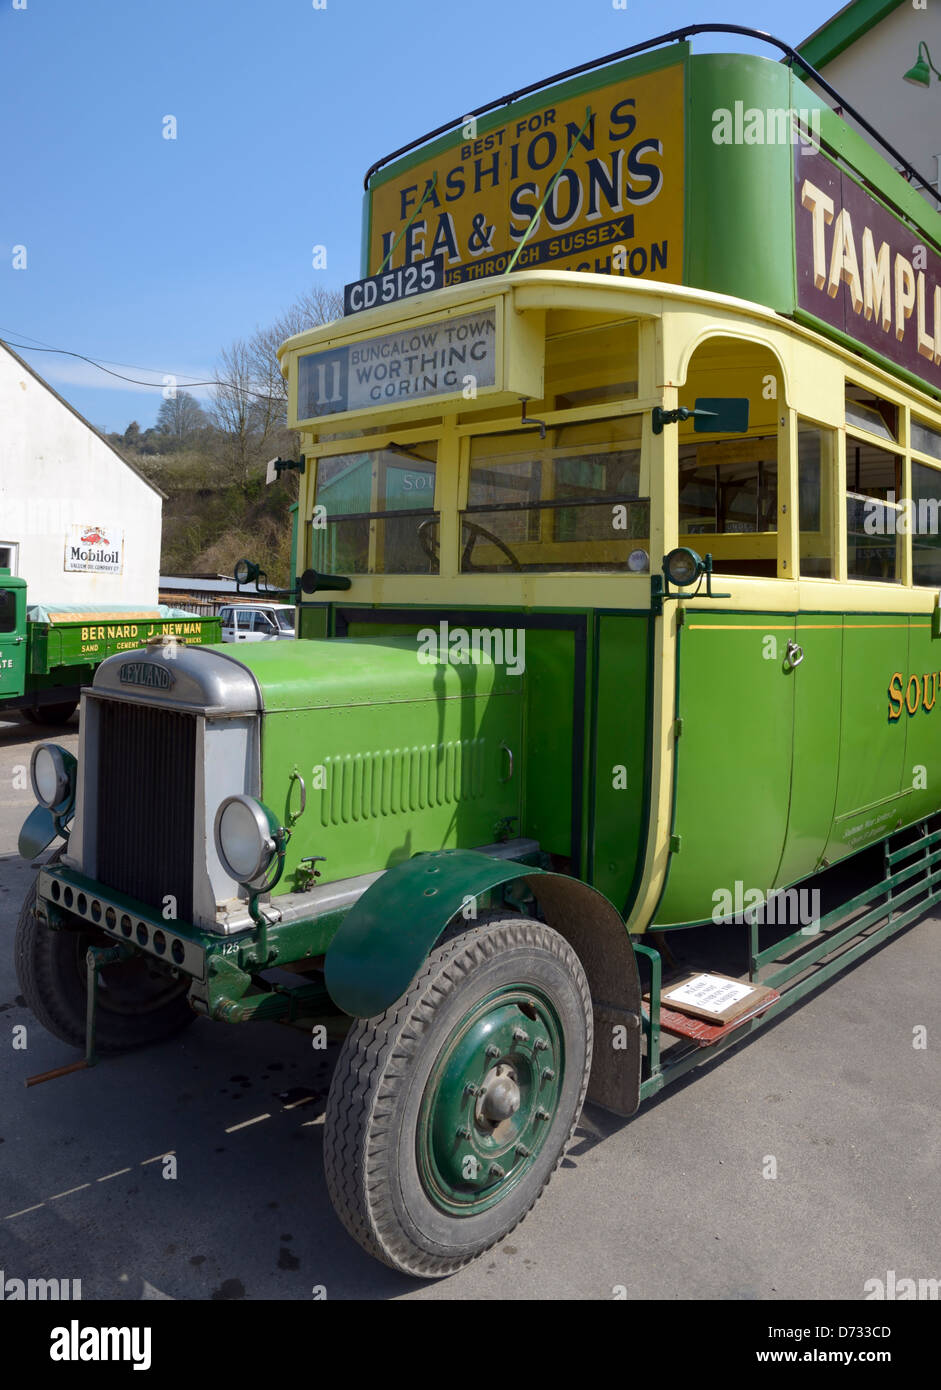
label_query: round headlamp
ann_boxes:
[214,794,282,886]
[663,547,705,588]
[233,558,259,587]
[30,743,76,813]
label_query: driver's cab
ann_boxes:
[305,310,653,583]
[292,274,793,600]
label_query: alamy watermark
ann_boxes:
[1,1270,81,1300]
[861,492,941,535]
[416,621,525,676]
[864,1269,940,1300]
[712,102,821,151]
[712,881,821,932]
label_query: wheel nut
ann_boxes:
[516,1143,531,1158]
[535,1108,551,1122]
[489,1163,505,1179]
[542,1068,556,1083]
[455,1126,471,1140]
[485,1044,500,1059]
[463,1083,481,1097]
[512,1027,528,1043]
[534,1037,549,1052]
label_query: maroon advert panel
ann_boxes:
[795,150,941,394]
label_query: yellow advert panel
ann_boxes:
[367,60,685,288]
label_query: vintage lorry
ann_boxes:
[0,572,220,724]
[14,28,941,1280]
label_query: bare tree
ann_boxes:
[156,389,208,445]
[210,288,344,491]
[247,286,344,406]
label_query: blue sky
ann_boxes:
[2,0,829,432]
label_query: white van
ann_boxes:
[218,603,296,643]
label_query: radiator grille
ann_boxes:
[95,700,197,921]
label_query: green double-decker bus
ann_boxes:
[16,27,941,1276]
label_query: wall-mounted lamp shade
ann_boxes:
[904,57,931,87]
[904,43,939,87]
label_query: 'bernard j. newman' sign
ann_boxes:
[64,524,124,575]
[297,309,497,418]
[795,150,941,394]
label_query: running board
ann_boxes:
[635,821,941,1101]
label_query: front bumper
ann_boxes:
[38,866,209,981]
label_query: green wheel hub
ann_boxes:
[417,985,564,1215]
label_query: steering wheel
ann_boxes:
[417,517,522,572]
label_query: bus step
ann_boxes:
[650,993,780,1048]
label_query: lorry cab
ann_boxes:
[218,602,296,643]
[0,571,28,705]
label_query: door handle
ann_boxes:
[498,743,514,783]
[785,638,804,671]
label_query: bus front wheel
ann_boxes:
[323,916,593,1277]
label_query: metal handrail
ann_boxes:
[363,23,941,208]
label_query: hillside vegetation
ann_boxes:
[104,287,343,587]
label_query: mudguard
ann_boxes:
[324,847,643,1117]
[18,805,59,860]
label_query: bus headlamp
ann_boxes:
[234,558,259,587]
[663,547,705,588]
[30,743,77,813]
[214,794,283,886]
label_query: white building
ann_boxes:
[798,0,941,203]
[0,342,163,606]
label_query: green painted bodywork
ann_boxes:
[589,614,651,912]
[654,608,941,929]
[235,636,524,892]
[684,55,797,312]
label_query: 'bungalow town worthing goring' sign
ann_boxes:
[64,523,124,574]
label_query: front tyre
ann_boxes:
[31,701,78,725]
[323,916,592,1277]
[15,868,196,1053]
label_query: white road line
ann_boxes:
[97,1168,132,1182]
[4,1203,46,1219]
[49,1183,91,1200]
[225,1113,271,1133]
[141,1151,175,1165]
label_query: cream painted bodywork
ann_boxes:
[279,270,941,932]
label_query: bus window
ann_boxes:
[463,416,648,573]
[845,435,902,582]
[311,443,437,574]
[798,423,834,579]
[912,417,941,462]
[677,335,781,577]
[912,460,941,586]
[845,387,898,443]
[544,320,639,409]
[678,436,778,577]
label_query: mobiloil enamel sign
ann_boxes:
[64,524,124,574]
[365,55,685,287]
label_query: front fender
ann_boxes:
[18,805,59,860]
[324,848,642,1116]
